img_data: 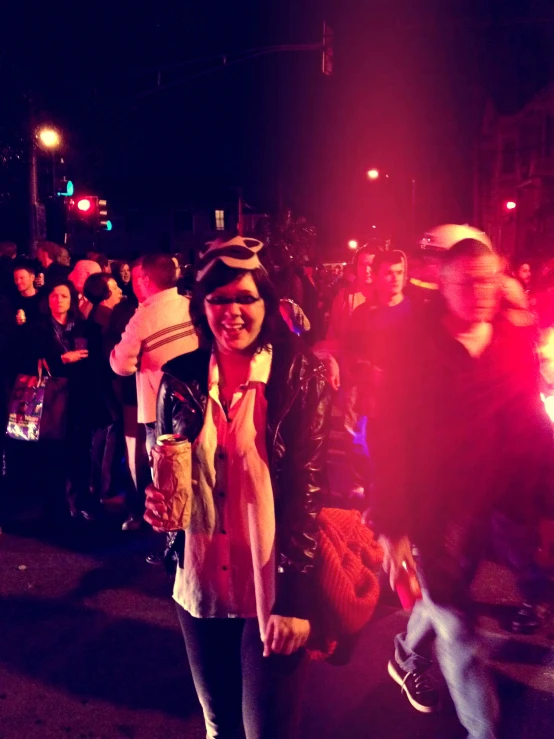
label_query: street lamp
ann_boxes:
[505,200,517,211]
[365,169,417,238]
[348,239,358,250]
[37,127,61,149]
[29,125,63,254]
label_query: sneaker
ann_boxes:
[122,515,142,532]
[388,658,440,713]
[509,603,541,635]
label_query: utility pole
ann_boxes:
[322,21,334,76]
[237,187,244,235]
[472,138,481,227]
[411,178,416,240]
[277,180,284,217]
[28,102,38,256]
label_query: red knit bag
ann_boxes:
[308,508,383,660]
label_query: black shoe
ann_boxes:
[146,551,163,566]
[509,603,541,635]
[388,658,440,713]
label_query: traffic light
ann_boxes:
[76,197,94,213]
[322,21,333,76]
[98,199,109,229]
[69,195,111,230]
[71,196,98,218]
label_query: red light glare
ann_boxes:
[77,198,92,212]
[367,169,380,180]
[505,201,516,210]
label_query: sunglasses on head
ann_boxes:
[205,294,262,306]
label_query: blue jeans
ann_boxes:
[395,588,499,739]
[176,606,308,739]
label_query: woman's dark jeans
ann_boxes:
[176,605,308,739]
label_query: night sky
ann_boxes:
[2,0,554,253]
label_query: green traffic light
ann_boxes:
[57,180,74,197]
[106,220,113,231]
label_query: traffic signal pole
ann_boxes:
[134,22,333,102]
[237,187,244,236]
[27,99,38,256]
[28,140,38,256]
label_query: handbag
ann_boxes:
[7,359,69,442]
[308,508,383,662]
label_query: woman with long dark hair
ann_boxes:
[111,260,133,298]
[144,236,332,739]
[35,280,99,519]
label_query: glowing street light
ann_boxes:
[37,127,61,149]
[348,239,359,250]
[505,200,517,211]
[367,169,380,180]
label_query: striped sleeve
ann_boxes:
[142,321,196,353]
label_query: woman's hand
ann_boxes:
[143,483,171,533]
[323,356,341,391]
[61,350,89,364]
[263,615,311,657]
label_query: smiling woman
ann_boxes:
[144,236,333,739]
[191,261,279,353]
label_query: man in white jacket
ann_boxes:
[110,253,199,454]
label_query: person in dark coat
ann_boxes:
[12,259,42,325]
[104,279,147,530]
[144,237,333,739]
[29,280,99,520]
[373,239,554,739]
[83,273,128,516]
[35,241,71,289]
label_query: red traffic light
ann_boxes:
[77,198,93,213]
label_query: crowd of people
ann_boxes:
[0,242,194,531]
[0,227,554,739]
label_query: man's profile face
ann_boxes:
[356,253,375,286]
[131,266,148,304]
[37,248,48,268]
[516,263,531,287]
[441,253,501,323]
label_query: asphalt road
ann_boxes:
[0,507,552,739]
[0,406,552,739]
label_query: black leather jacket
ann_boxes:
[156,334,333,620]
